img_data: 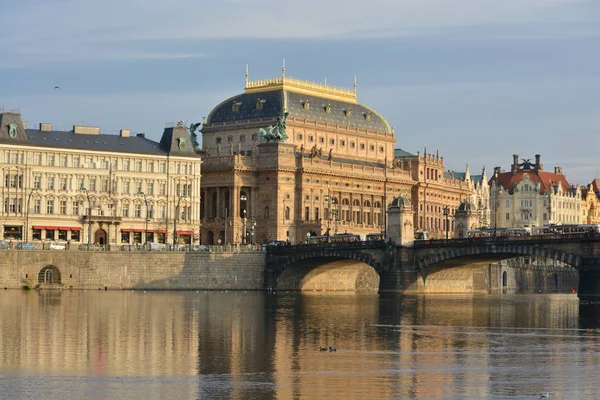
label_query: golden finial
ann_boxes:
[282,58,286,78]
[245,64,249,87]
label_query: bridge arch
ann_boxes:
[38,265,62,285]
[416,243,582,271]
[268,248,386,291]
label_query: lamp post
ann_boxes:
[80,187,91,250]
[138,191,149,248]
[240,194,248,245]
[173,195,188,247]
[324,193,332,242]
[24,188,38,243]
[249,217,256,245]
[443,206,450,241]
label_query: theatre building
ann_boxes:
[0,111,201,246]
[200,71,414,245]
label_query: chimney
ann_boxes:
[23,121,27,129]
[120,129,130,138]
[554,167,562,175]
[494,166,501,177]
[512,154,519,175]
[39,123,52,131]
[535,154,541,171]
[73,125,100,135]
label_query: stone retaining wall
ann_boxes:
[0,251,266,290]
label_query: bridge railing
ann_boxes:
[413,233,600,248]
[266,240,386,254]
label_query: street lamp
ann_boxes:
[324,193,332,242]
[443,206,450,241]
[173,195,188,247]
[24,188,38,243]
[138,191,149,248]
[249,217,256,245]
[80,187,91,250]
[240,194,248,245]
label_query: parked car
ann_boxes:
[48,241,66,250]
[0,240,12,249]
[261,240,287,250]
[79,243,105,251]
[146,242,167,251]
[189,245,209,252]
[16,242,38,250]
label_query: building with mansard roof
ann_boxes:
[200,70,414,245]
[488,154,581,229]
[0,111,201,246]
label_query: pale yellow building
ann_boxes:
[582,179,600,225]
[489,154,581,229]
[0,111,201,246]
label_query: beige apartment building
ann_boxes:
[489,154,581,229]
[0,111,201,246]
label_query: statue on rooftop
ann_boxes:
[259,112,289,142]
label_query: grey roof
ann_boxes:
[25,128,168,155]
[394,148,416,158]
[470,174,483,184]
[207,89,390,133]
[452,172,467,180]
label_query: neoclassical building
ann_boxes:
[392,148,488,239]
[488,154,581,229]
[0,111,201,246]
[200,72,414,245]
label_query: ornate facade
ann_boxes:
[581,179,600,224]
[392,148,487,239]
[488,154,581,229]
[0,112,201,246]
[200,73,414,245]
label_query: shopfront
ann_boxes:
[3,225,22,240]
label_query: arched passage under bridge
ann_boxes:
[277,257,380,292]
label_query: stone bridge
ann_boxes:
[266,236,600,297]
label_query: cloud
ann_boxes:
[0,0,596,64]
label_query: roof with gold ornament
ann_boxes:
[205,75,391,133]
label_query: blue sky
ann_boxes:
[1,0,599,183]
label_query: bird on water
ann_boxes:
[540,393,550,399]
[328,346,336,352]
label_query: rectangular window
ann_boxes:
[148,162,154,173]
[78,178,85,191]
[505,213,510,221]
[319,137,324,144]
[46,200,54,214]
[73,156,80,168]
[34,199,41,214]
[32,229,41,241]
[136,182,142,194]
[135,161,142,172]
[89,178,96,191]
[159,205,166,219]
[297,134,303,140]
[360,143,365,150]
[227,136,233,144]
[505,200,510,208]
[379,146,384,152]
[350,142,355,148]
[60,177,68,190]
[11,153,18,164]
[60,200,67,215]
[123,160,130,171]
[101,179,109,192]
[121,203,129,217]
[47,177,55,190]
[315,207,319,220]
[305,206,310,220]
[60,156,67,167]
[309,136,314,143]
[147,183,154,196]
[370,145,375,151]
[34,154,42,165]
[48,155,55,166]
[340,140,345,147]
[72,201,80,215]
[123,181,130,194]
[159,162,166,173]
[330,139,335,145]
[251,134,257,141]
[148,205,154,218]
[135,204,142,218]
[216,137,222,145]
[239,135,246,143]
[46,229,55,240]
[160,183,166,196]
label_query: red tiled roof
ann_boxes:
[489,170,570,194]
[591,178,600,194]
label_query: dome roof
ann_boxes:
[390,194,409,208]
[458,200,474,212]
[205,77,391,133]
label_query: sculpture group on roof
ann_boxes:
[259,112,288,143]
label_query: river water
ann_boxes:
[1,290,600,400]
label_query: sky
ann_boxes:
[1,0,599,184]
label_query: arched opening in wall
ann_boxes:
[94,229,107,245]
[207,231,214,245]
[219,230,225,245]
[502,271,507,287]
[211,192,217,218]
[38,265,62,285]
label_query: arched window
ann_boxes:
[352,199,360,207]
[342,198,350,206]
[374,201,382,208]
[364,200,371,207]
[264,206,270,220]
[284,206,290,220]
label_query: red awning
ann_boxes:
[45,226,58,230]
[156,230,166,233]
[177,231,194,235]
[32,226,44,230]
[58,227,71,231]
[71,227,82,231]
[121,229,133,232]
[133,229,144,233]
[146,229,156,233]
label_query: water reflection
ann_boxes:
[0,291,599,399]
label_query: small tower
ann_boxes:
[387,193,414,245]
[454,200,478,239]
